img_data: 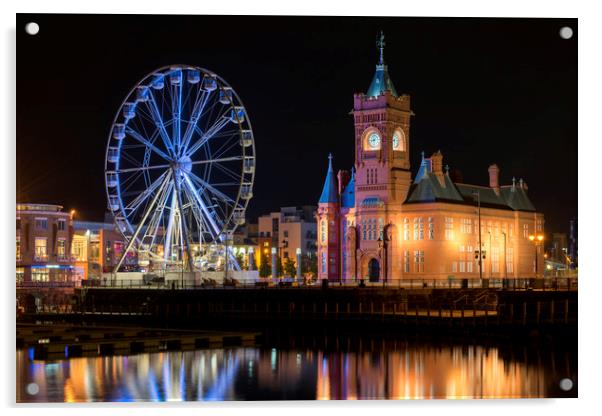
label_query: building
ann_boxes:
[317,35,544,282]
[16,203,80,284]
[72,220,138,279]
[258,206,317,265]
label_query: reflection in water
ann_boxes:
[16,342,575,402]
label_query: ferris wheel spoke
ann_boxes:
[181,181,212,237]
[123,171,169,213]
[180,89,211,154]
[213,162,244,183]
[108,163,171,174]
[185,112,231,158]
[186,170,235,205]
[171,80,183,154]
[126,127,172,161]
[182,173,223,239]
[145,92,176,158]
[189,156,244,166]
[114,170,172,273]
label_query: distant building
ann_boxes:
[568,218,577,268]
[258,206,317,265]
[71,220,138,279]
[16,203,80,284]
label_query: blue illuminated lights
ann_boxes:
[104,65,256,273]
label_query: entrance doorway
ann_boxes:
[368,258,380,282]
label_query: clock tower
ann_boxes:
[353,32,413,207]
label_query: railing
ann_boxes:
[79,277,577,291]
[34,255,49,262]
[17,281,76,289]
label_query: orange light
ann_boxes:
[537,235,544,242]
[528,235,535,241]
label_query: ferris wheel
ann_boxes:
[104,65,255,272]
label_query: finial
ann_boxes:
[519,178,524,188]
[351,166,355,177]
[328,153,333,161]
[512,176,516,186]
[376,30,385,65]
[421,151,425,160]
[445,164,450,174]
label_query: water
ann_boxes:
[16,340,576,402]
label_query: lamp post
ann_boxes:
[377,223,391,288]
[528,234,544,278]
[501,231,507,280]
[472,191,483,284]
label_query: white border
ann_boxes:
[2,1,601,416]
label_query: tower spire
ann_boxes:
[377,30,385,65]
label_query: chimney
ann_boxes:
[337,170,350,196]
[430,151,444,183]
[488,164,500,195]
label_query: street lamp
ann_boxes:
[377,223,392,288]
[472,191,483,284]
[529,234,544,278]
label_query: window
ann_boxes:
[34,237,47,260]
[320,220,326,244]
[72,239,85,261]
[114,241,124,260]
[57,239,66,259]
[32,267,50,282]
[492,246,500,273]
[452,261,457,273]
[509,224,514,239]
[460,218,472,234]
[413,250,425,273]
[403,218,409,241]
[35,218,48,230]
[445,217,454,240]
[16,218,21,230]
[413,217,424,240]
[459,246,466,272]
[378,218,384,240]
[466,246,474,272]
[16,236,21,261]
[428,217,434,240]
[57,219,66,231]
[403,250,410,273]
[523,223,529,239]
[284,251,289,259]
[283,230,289,238]
[16,267,24,284]
[506,247,514,274]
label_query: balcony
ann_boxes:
[34,254,49,262]
[17,281,76,289]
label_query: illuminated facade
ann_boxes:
[258,206,317,264]
[16,203,78,284]
[317,36,544,281]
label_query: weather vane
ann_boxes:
[377,30,386,65]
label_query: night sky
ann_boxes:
[16,14,577,234]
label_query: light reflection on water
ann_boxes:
[16,343,575,402]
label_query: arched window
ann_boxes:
[320,220,326,244]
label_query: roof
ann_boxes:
[366,32,398,98]
[367,64,398,98]
[406,176,537,212]
[341,168,355,208]
[319,154,339,204]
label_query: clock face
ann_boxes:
[368,133,380,149]
[392,133,400,150]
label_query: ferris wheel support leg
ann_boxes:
[175,177,195,274]
[114,171,172,278]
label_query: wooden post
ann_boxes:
[564,299,569,324]
[536,301,541,324]
[393,303,397,316]
[347,302,350,316]
[522,302,527,326]
[473,303,477,327]
[381,303,385,321]
[324,302,327,318]
[510,303,514,324]
[336,303,339,319]
[415,304,419,325]
[370,302,374,315]
[550,300,555,324]
[359,302,362,315]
